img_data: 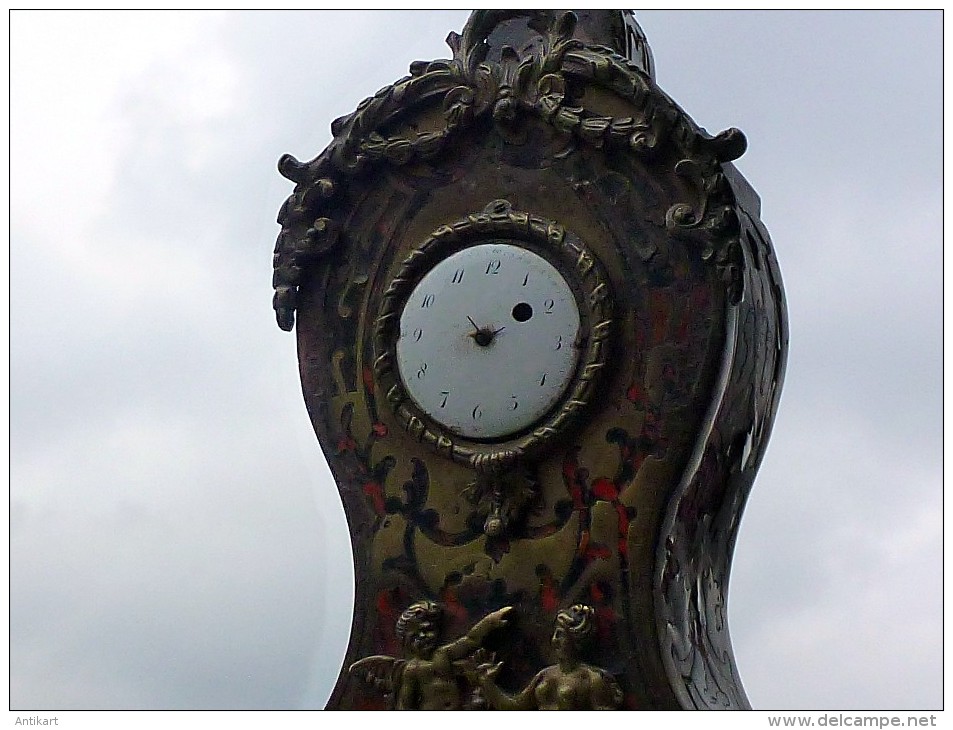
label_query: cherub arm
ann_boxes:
[473,657,540,711]
[440,606,513,661]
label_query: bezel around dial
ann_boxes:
[373,205,614,475]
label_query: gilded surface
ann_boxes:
[372,201,614,475]
[277,10,787,710]
[349,601,512,709]
[469,605,622,710]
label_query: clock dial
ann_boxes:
[396,243,581,440]
[374,205,614,470]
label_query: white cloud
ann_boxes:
[11,12,229,235]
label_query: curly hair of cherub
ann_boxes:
[395,600,442,644]
[554,604,597,643]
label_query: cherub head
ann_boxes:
[551,604,596,662]
[396,600,443,659]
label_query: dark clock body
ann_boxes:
[276,10,786,710]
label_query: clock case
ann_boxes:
[273,10,787,710]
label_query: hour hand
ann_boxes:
[466,315,500,348]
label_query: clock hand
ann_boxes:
[466,316,501,348]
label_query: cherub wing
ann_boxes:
[348,655,406,697]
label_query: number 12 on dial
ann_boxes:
[396,242,581,440]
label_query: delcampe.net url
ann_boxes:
[768,715,938,728]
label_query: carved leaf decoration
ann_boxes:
[555,11,577,44]
[276,153,310,184]
[674,159,705,188]
[537,72,565,100]
[273,13,751,332]
[698,127,747,163]
[538,11,582,76]
[445,30,462,57]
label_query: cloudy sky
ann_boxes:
[10,9,942,714]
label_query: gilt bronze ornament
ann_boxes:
[272,10,787,710]
[469,604,624,710]
[349,601,513,709]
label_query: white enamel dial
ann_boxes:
[396,242,581,440]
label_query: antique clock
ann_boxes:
[372,204,614,536]
[272,10,787,710]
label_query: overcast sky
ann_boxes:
[10,9,942,714]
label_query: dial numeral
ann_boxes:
[421,294,435,308]
[472,404,483,420]
[510,395,519,411]
[413,327,423,342]
[485,260,501,275]
[555,335,563,350]
[417,363,427,379]
[440,390,450,408]
[522,273,529,286]
[539,373,547,387]
[544,299,555,314]
[451,268,465,284]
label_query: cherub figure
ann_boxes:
[471,604,623,710]
[349,600,512,710]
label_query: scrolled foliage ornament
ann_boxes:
[273,10,787,710]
